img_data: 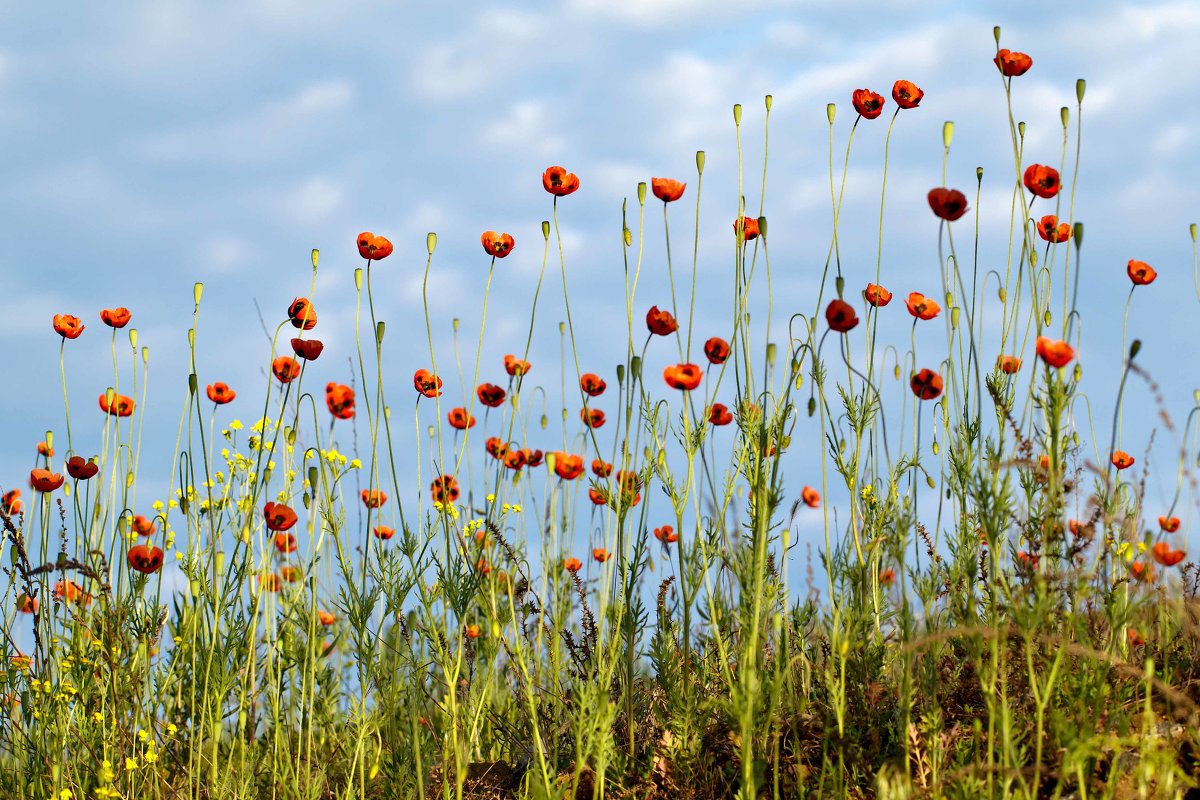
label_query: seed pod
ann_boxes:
[376,321,385,344]
[766,343,777,367]
[932,440,939,455]
[993,25,1001,44]
[1060,106,1069,129]
[540,414,548,429]
[194,282,204,305]
[732,104,742,125]
[1076,78,1086,104]
[926,475,936,489]
[950,307,960,329]
[976,166,983,182]
[426,232,437,255]
[998,287,1007,303]
[836,276,845,296]
[623,228,632,247]
[542,220,550,239]
[827,103,836,125]
[1044,310,1052,326]
[807,397,816,417]
[757,217,767,237]
[764,94,773,111]
[637,182,647,205]
[302,492,311,509]
[1129,339,1141,360]
[354,268,363,291]
[616,364,625,384]
[129,329,138,348]
[311,249,319,270]
[696,151,706,173]
[631,356,642,381]
[1017,121,1026,139]
[308,467,318,489]
[1073,364,1082,381]
[943,121,954,149]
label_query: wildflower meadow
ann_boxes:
[4,18,1200,800]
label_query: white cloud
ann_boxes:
[281,176,346,225]
[138,79,356,164]
[410,9,549,99]
[481,100,565,157]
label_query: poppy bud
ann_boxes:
[311,249,319,269]
[998,287,1007,303]
[376,321,385,344]
[827,103,836,124]
[637,182,646,204]
[839,439,846,455]
[426,232,437,255]
[540,415,547,429]
[696,150,705,173]
[623,228,632,247]
[943,121,954,149]
[45,431,53,450]
[427,425,435,439]
[631,356,642,381]
[732,104,742,125]
[616,364,625,384]
[561,409,568,421]
[951,308,960,329]
[1074,223,1084,247]
[976,166,983,182]
[993,25,1001,43]
[215,551,225,575]
[194,282,204,306]
[542,220,550,239]
[894,365,901,380]
[836,276,845,296]
[1073,364,1082,381]
[559,322,565,335]
[1044,310,1051,326]
[808,397,816,417]
[129,329,138,348]
[188,328,195,348]
[1129,339,1141,360]
[1017,121,1025,139]
[1076,78,1086,103]
[926,475,936,489]
[765,94,772,111]
[354,268,363,291]
[758,217,767,237]
[302,492,311,509]
[1060,107,1069,129]
[766,343,777,367]
[308,467,318,489]
[188,373,197,394]
[932,440,939,455]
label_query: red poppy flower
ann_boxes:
[413,369,443,398]
[994,49,1033,77]
[258,573,281,592]
[851,88,885,119]
[588,487,608,506]
[879,568,896,587]
[280,566,302,583]
[1127,260,1156,286]
[357,232,394,261]
[448,407,476,430]
[581,408,606,429]
[1035,337,1074,368]
[131,514,156,536]
[16,594,37,614]
[927,188,969,221]
[523,448,544,467]
[504,354,531,376]
[709,403,733,426]
[663,363,703,391]
[65,456,98,480]
[287,298,317,330]
[1129,561,1155,582]
[552,452,584,480]
[563,557,582,572]
[1068,519,1093,538]
[1023,165,1060,199]
[99,392,135,417]
[53,314,84,339]
[263,502,298,531]
[481,231,515,258]
[127,543,164,575]
[54,579,90,605]
[1035,215,1071,243]
[503,449,527,471]
[361,489,387,508]
[1159,515,1181,533]
[891,80,924,109]
[910,369,943,400]
[1,489,21,516]
[543,166,580,196]
[651,177,686,203]
[704,337,731,365]
[274,532,298,554]
[801,486,820,508]
[272,356,301,383]
[592,459,613,477]
[1128,627,1145,647]
[646,306,678,336]
[1016,550,1039,571]
[373,525,395,540]
[325,382,355,419]
[593,548,611,563]
[580,373,607,396]
[905,292,941,320]
[36,441,53,457]
[432,472,458,503]
[291,338,324,360]
[825,299,859,333]
[29,469,64,493]
[734,216,759,241]
[206,382,236,404]
[100,308,132,328]
[864,284,892,307]
[654,525,678,544]
[1152,541,1186,567]
[476,383,506,408]
[1111,451,1134,470]
[486,437,508,460]
[996,355,1021,374]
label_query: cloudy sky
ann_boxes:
[2,0,1199,569]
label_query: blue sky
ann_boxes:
[3,0,1199,573]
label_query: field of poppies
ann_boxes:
[4,29,1200,800]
